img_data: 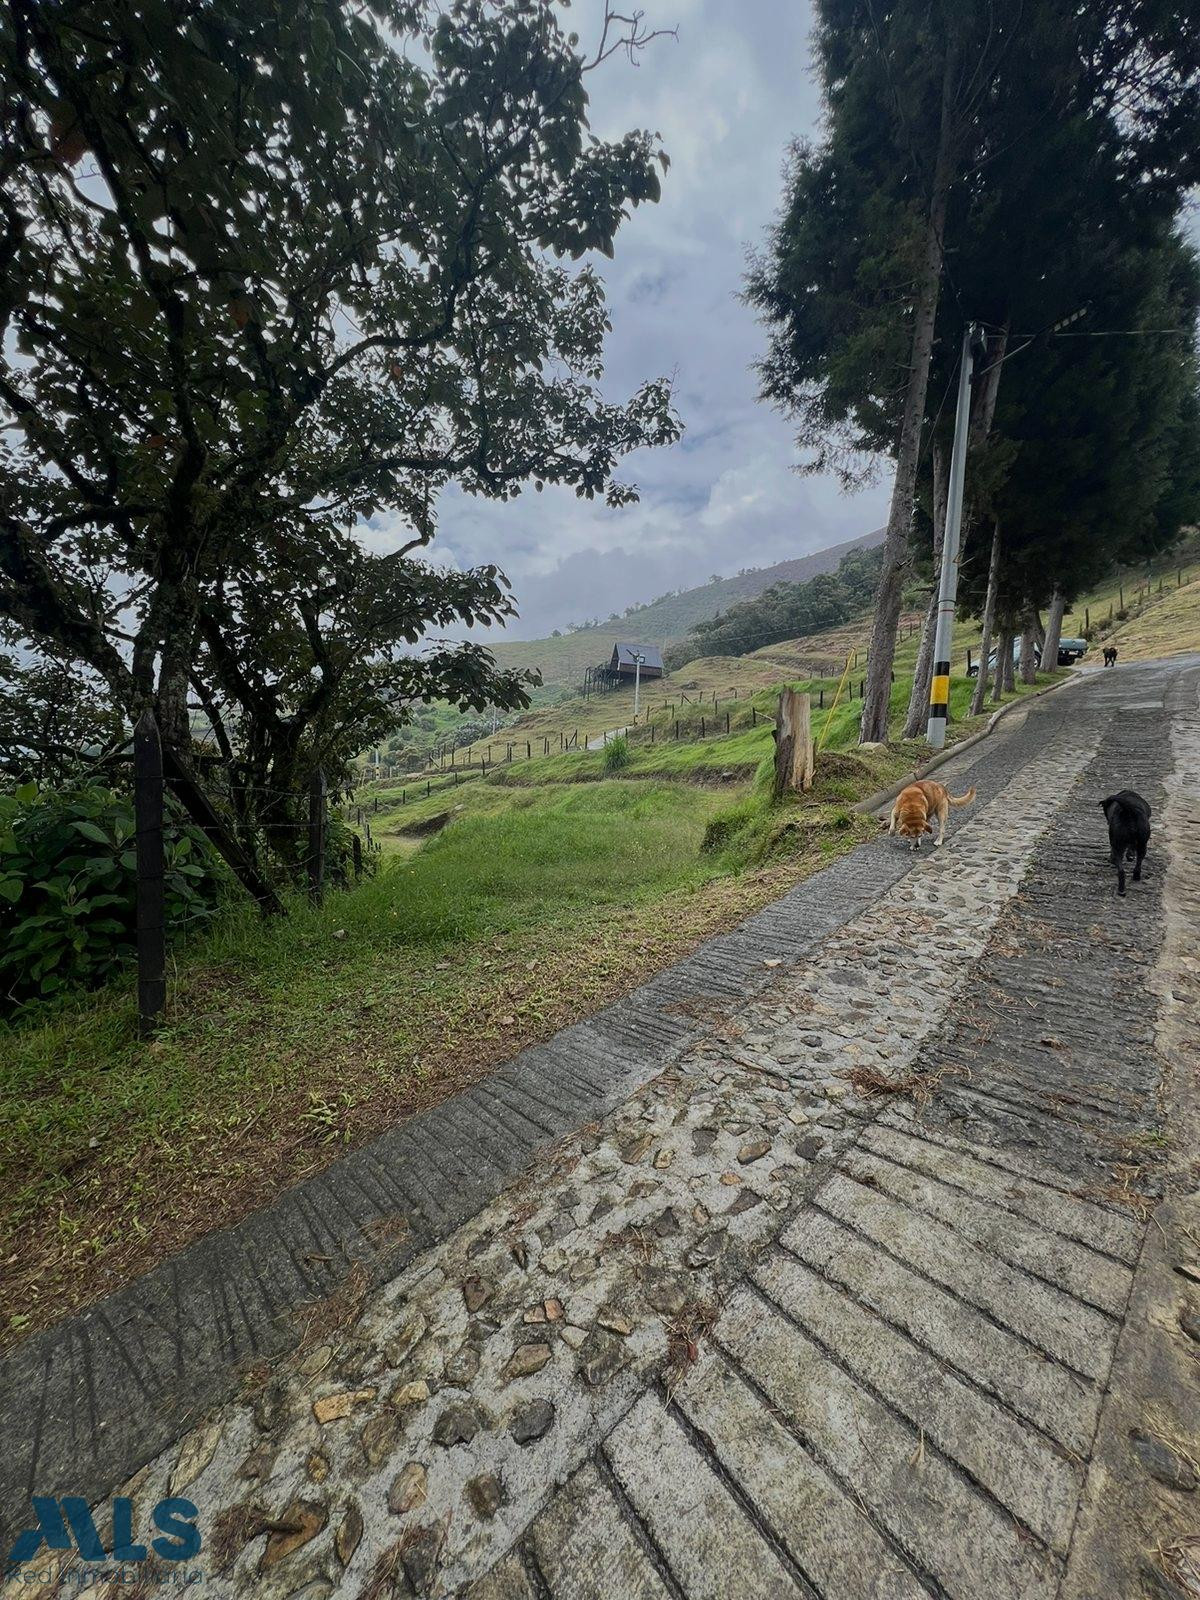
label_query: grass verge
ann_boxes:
[0,771,883,1346]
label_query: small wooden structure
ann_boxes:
[773,688,814,798]
[609,643,664,681]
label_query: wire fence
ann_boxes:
[379,669,907,807]
[370,562,1197,805]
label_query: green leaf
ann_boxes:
[72,820,112,846]
[0,877,22,903]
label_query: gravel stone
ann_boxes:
[509,1398,556,1445]
[388,1460,428,1514]
[433,1404,482,1447]
[467,1473,505,1520]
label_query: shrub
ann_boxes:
[0,784,226,1012]
[602,735,631,773]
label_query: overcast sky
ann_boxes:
[369,0,892,640]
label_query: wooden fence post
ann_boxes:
[352,833,363,880]
[773,690,814,798]
[308,769,326,903]
[134,711,166,1038]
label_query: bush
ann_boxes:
[0,783,226,1012]
[602,734,631,773]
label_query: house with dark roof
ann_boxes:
[609,643,664,681]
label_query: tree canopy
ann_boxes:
[750,0,1200,738]
[0,0,679,868]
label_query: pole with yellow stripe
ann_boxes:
[927,322,981,748]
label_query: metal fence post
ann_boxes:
[134,711,166,1038]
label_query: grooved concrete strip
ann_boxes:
[0,679,1087,1531]
[480,660,1198,1600]
[1059,677,1200,1600]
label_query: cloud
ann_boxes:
[358,0,892,641]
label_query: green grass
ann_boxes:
[2,778,758,1334]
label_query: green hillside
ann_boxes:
[487,527,885,690]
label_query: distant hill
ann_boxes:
[489,528,886,690]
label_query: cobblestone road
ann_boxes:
[4,660,1199,1600]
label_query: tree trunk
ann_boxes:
[992,609,1010,702]
[1019,616,1038,685]
[902,438,949,738]
[859,37,960,744]
[773,689,814,797]
[1042,587,1066,673]
[970,522,1002,716]
[1002,617,1017,694]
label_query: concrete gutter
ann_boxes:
[851,670,1085,818]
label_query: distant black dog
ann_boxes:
[1099,790,1151,895]
[1103,645,1119,667]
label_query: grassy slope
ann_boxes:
[1101,573,1200,661]
[5,755,917,1343]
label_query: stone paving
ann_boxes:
[4,660,1199,1600]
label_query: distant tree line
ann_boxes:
[666,545,883,667]
[749,0,1200,739]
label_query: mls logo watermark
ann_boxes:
[5,1495,203,1586]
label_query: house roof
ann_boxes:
[611,643,663,670]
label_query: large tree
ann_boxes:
[968,231,1200,634]
[750,0,1200,743]
[0,0,679,870]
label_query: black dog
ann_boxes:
[1103,646,1119,667]
[1099,790,1150,895]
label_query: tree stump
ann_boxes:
[773,689,814,798]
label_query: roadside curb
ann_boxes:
[851,669,1084,817]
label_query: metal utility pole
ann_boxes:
[632,651,645,720]
[927,323,982,748]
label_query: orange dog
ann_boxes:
[886,779,976,848]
